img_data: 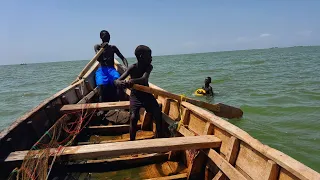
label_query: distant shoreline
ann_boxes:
[1,45,319,66]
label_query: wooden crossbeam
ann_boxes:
[212,136,240,180]
[5,135,221,163]
[77,87,98,104]
[84,123,141,134]
[53,153,170,173]
[60,101,130,112]
[61,100,162,112]
[144,173,188,180]
[77,131,155,145]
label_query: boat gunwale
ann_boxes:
[178,101,319,180]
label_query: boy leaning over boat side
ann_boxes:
[114,45,163,141]
[94,30,129,103]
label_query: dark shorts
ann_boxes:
[130,90,160,116]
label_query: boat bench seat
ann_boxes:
[60,100,162,112]
[4,135,221,164]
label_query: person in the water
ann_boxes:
[114,45,163,141]
[201,77,214,96]
[94,30,128,102]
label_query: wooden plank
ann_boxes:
[182,109,190,125]
[188,112,206,135]
[168,100,180,121]
[213,127,231,157]
[235,142,271,180]
[187,150,208,179]
[145,173,188,180]
[63,88,79,104]
[179,126,195,137]
[203,122,214,135]
[78,131,154,145]
[60,101,130,112]
[54,153,170,173]
[212,136,240,180]
[181,102,320,180]
[278,168,299,180]
[77,87,98,104]
[212,171,224,180]
[265,160,280,180]
[5,135,222,163]
[225,136,240,165]
[74,87,83,99]
[163,98,171,114]
[207,149,247,180]
[84,123,141,135]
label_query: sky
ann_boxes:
[0,0,319,65]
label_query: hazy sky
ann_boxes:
[0,0,319,65]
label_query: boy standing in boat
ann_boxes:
[94,30,128,102]
[114,45,163,140]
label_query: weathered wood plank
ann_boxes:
[212,171,224,180]
[235,142,270,180]
[145,173,188,180]
[78,131,155,145]
[53,153,170,173]
[225,136,240,165]
[187,150,208,180]
[77,87,98,104]
[213,127,231,157]
[188,112,206,135]
[278,168,299,180]
[181,102,320,180]
[5,135,222,163]
[212,136,240,180]
[85,124,141,134]
[207,149,246,180]
[203,122,214,135]
[60,101,130,112]
[163,98,171,114]
[265,160,280,180]
[168,100,180,121]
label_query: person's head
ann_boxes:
[135,45,152,64]
[100,30,110,43]
[205,77,211,84]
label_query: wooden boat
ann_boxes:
[0,55,319,180]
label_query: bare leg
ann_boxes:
[130,112,139,141]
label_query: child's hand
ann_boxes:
[114,80,126,88]
[125,80,134,88]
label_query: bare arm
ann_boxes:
[118,65,134,81]
[113,45,128,67]
[209,86,214,96]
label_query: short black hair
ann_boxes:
[100,30,110,42]
[135,45,151,58]
[205,77,211,82]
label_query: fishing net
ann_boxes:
[8,104,98,180]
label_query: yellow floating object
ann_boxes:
[194,88,206,96]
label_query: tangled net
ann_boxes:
[8,104,98,180]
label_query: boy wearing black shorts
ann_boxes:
[114,45,163,140]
